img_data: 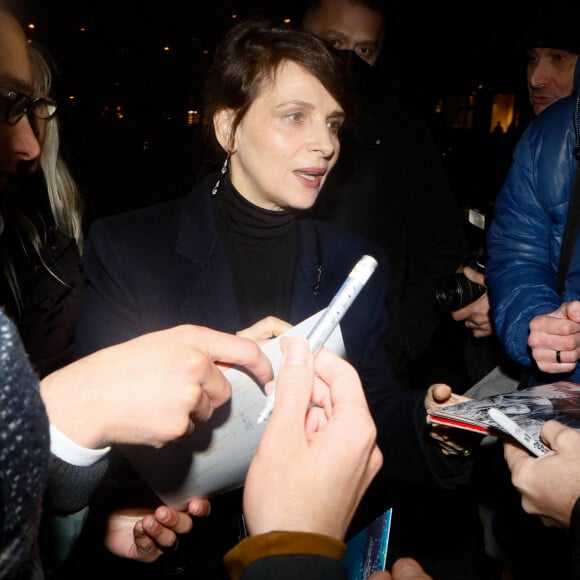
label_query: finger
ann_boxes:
[311,349,380,479]
[391,556,433,580]
[503,439,533,471]
[539,515,561,528]
[253,316,292,338]
[187,497,211,517]
[193,326,274,385]
[310,373,333,415]
[266,337,314,436]
[304,404,329,437]
[236,317,292,345]
[188,391,218,425]
[442,447,461,455]
[311,347,368,412]
[368,571,393,580]
[426,384,470,411]
[432,384,451,402]
[534,348,577,373]
[443,441,467,452]
[462,266,486,286]
[187,349,233,412]
[429,429,450,443]
[122,507,192,562]
[565,301,580,323]
[540,419,574,449]
[133,518,163,562]
[140,512,185,553]
[155,506,193,535]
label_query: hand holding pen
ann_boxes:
[257,254,378,424]
[488,407,551,457]
[502,419,580,528]
[242,337,383,539]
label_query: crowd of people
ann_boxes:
[3,2,580,580]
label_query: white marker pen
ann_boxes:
[488,407,551,457]
[256,254,379,424]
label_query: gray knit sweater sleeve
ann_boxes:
[44,454,109,514]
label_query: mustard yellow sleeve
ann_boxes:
[223,531,346,580]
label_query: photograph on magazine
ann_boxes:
[429,381,580,440]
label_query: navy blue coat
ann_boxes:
[74,173,451,489]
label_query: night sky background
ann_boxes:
[5,1,541,220]
[19,1,529,100]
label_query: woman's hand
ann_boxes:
[237,316,293,346]
[104,498,210,563]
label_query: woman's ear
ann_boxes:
[213,108,234,151]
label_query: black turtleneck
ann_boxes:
[215,176,297,328]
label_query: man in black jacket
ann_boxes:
[302,0,469,393]
[301,3,496,578]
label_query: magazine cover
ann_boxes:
[429,381,580,440]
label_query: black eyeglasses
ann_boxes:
[0,87,57,126]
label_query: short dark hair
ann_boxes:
[202,16,353,152]
[519,6,580,54]
[303,0,386,18]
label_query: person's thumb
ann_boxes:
[391,557,433,579]
[368,572,392,580]
[433,383,452,403]
[565,300,580,323]
[269,337,313,427]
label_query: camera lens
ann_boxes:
[434,273,487,311]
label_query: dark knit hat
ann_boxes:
[519,6,580,54]
[0,309,50,577]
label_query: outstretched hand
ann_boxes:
[104,498,210,562]
[41,324,273,450]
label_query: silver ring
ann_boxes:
[556,350,562,364]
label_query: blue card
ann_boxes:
[344,508,392,580]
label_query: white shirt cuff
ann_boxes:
[49,423,111,467]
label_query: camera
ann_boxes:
[434,207,490,312]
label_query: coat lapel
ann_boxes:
[174,178,243,333]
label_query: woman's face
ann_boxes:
[228,60,344,211]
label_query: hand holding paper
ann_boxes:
[123,309,346,508]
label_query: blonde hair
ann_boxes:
[1,42,84,311]
[28,42,84,249]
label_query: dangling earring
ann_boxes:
[211,150,230,196]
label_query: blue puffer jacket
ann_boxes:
[486,59,580,381]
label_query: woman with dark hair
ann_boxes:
[72,16,450,578]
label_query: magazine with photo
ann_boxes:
[429,381,580,440]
